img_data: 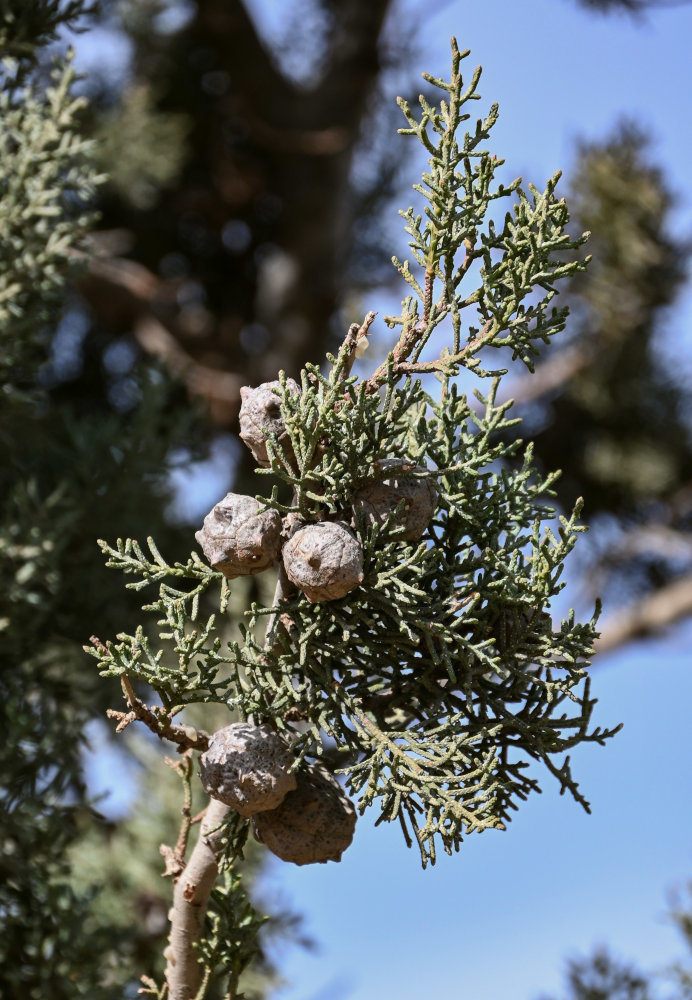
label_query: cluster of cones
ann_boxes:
[194,380,439,864]
[196,381,438,602]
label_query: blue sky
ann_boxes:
[258,624,692,1000]
[78,1,692,997]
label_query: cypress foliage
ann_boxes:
[527,124,692,609]
[0,6,255,996]
[0,10,121,995]
[540,948,654,1000]
[89,42,619,996]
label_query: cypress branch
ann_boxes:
[89,38,620,996]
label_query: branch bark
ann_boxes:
[103,671,211,752]
[164,796,230,1000]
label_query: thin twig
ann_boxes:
[364,319,494,393]
[100,664,211,752]
[338,311,377,382]
[94,635,209,753]
[422,268,434,324]
[160,753,195,878]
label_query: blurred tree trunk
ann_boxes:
[82,0,395,424]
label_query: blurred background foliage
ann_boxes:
[541,883,692,1000]
[2,0,692,997]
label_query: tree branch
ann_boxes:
[502,343,595,406]
[595,573,692,654]
[163,567,294,997]
[80,2,397,428]
[164,796,230,1000]
[194,0,293,117]
[339,310,377,382]
[364,319,494,393]
[80,253,245,423]
[134,316,244,426]
[101,668,211,753]
[314,0,393,126]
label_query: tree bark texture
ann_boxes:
[165,796,230,1000]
